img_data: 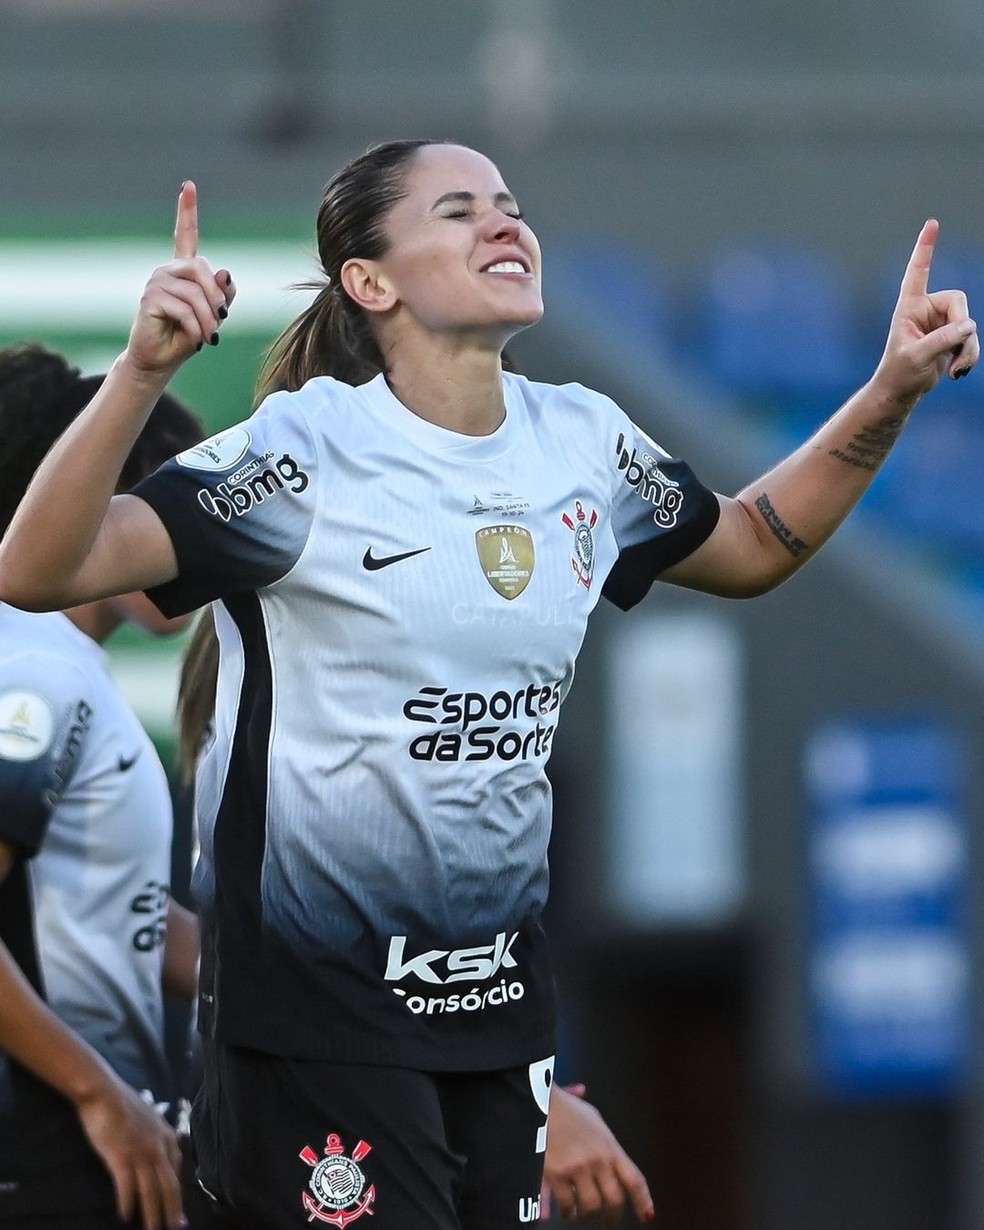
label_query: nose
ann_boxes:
[488,211,521,242]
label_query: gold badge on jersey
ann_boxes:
[475,525,535,599]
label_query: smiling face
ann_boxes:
[347,143,543,352]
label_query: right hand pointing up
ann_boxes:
[124,181,235,378]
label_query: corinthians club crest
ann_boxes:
[299,1133,376,1226]
[562,500,598,589]
[475,524,535,599]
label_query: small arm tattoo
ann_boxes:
[755,492,809,557]
[829,414,906,471]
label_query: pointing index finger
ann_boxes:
[899,217,939,299]
[173,180,199,260]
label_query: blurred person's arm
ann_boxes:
[661,220,978,599]
[0,842,185,1230]
[163,900,199,1002]
[543,1083,654,1226]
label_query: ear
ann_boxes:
[340,258,396,314]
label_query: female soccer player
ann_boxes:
[174,606,655,1227]
[0,345,203,1230]
[0,141,975,1229]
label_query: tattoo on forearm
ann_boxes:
[829,415,907,472]
[755,492,809,557]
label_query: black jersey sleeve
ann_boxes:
[602,421,721,611]
[134,392,319,617]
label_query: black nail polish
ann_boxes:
[954,366,971,379]
[195,341,203,352]
[218,305,228,319]
[210,332,220,346]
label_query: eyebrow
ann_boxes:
[430,190,518,210]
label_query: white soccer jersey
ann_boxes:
[0,607,172,1213]
[136,371,720,1069]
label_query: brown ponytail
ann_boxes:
[255,138,442,401]
[257,280,385,398]
[176,606,220,783]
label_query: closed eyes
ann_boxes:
[442,209,525,221]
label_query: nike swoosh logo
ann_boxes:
[118,751,141,772]
[362,546,431,571]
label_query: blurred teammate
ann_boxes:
[0,142,975,1229]
[0,345,201,1230]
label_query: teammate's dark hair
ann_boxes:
[0,343,204,536]
[257,138,444,398]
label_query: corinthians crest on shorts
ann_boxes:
[561,500,598,589]
[475,524,535,599]
[298,1133,376,1226]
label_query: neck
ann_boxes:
[64,601,122,645]
[384,343,507,436]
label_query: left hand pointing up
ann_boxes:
[873,218,979,404]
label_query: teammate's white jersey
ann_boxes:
[137,371,720,1069]
[0,606,172,1212]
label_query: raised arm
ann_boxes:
[661,219,979,598]
[0,183,234,611]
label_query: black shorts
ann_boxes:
[183,1040,555,1230]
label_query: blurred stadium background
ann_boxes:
[5,2,984,1226]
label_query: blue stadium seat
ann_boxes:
[698,241,867,432]
[871,398,984,554]
[548,239,669,350]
